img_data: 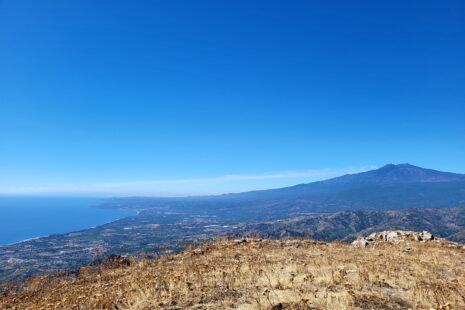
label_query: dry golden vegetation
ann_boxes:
[1,237,464,310]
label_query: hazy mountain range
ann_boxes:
[99,163,465,220]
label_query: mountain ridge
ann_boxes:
[210,163,465,197]
[100,163,465,201]
[321,163,465,185]
[97,164,465,218]
[239,207,465,243]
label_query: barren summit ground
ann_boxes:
[1,233,464,310]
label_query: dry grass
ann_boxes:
[1,238,464,310]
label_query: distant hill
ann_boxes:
[239,207,465,242]
[99,164,465,220]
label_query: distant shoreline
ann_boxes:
[0,210,137,247]
[0,199,140,248]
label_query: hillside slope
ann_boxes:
[240,207,465,242]
[1,235,464,310]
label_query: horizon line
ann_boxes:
[0,165,377,197]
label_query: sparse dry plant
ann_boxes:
[0,237,464,309]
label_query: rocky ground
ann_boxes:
[1,231,464,310]
[351,230,465,248]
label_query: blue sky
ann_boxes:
[1,1,464,196]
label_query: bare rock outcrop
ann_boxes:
[352,230,435,247]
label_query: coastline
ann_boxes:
[0,200,137,247]
[0,211,135,247]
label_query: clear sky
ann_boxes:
[1,1,464,196]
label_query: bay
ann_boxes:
[0,196,133,245]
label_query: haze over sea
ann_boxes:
[0,196,134,245]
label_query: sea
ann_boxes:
[0,196,134,245]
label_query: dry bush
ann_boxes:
[0,238,464,310]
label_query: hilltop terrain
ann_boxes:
[1,232,464,310]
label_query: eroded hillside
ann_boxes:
[1,234,464,310]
